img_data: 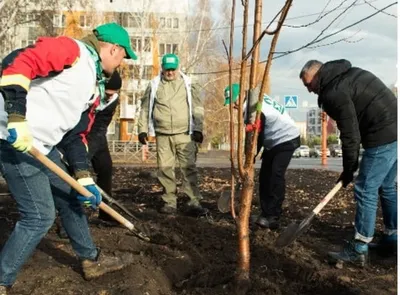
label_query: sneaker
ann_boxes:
[253,215,280,230]
[81,250,135,280]
[0,286,9,295]
[369,234,397,257]
[328,240,368,267]
[159,204,177,215]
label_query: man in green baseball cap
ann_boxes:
[94,22,137,60]
[161,53,180,81]
[138,53,208,216]
[81,22,136,75]
[224,83,240,106]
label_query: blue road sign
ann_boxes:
[284,95,298,109]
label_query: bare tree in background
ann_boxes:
[221,0,397,293]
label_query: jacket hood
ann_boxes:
[317,59,352,106]
[80,34,101,55]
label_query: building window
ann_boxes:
[131,37,151,52]
[159,43,179,56]
[20,39,35,47]
[173,18,179,28]
[160,17,165,27]
[142,66,152,80]
[127,14,141,28]
[53,14,66,28]
[103,14,114,23]
[159,44,165,56]
[80,15,92,28]
[25,13,39,27]
[126,92,134,105]
[160,17,179,29]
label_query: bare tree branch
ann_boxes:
[364,0,397,18]
[306,31,363,49]
[242,1,288,62]
[283,0,347,28]
[273,1,397,59]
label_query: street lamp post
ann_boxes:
[321,111,327,166]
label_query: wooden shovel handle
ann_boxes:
[312,181,343,215]
[29,147,135,231]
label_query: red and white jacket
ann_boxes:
[0,36,97,154]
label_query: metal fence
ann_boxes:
[108,141,157,164]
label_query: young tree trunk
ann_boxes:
[235,169,254,294]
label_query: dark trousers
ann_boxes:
[259,136,300,218]
[88,137,113,220]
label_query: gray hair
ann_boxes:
[299,60,323,78]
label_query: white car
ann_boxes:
[310,145,331,157]
[298,145,310,157]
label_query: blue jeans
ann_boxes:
[0,141,97,286]
[354,141,397,243]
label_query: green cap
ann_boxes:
[224,83,240,105]
[94,22,137,60]
[162,54,179,70]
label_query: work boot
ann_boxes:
[369,234,397,257]
[0,286,9,295]
[252,215,280,230]
[159,204,177,215]
[328,240,368,267]
[185,201,209,217]
[81,250,135,280]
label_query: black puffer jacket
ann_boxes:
[317,59,397,174]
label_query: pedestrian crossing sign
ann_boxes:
[284,95,298,109]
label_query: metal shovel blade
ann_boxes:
[275,214,314,248]
[218,182,241,213]
[218,190,232,213]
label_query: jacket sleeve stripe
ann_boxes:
[1,36,81,117]
[0,74,31,91]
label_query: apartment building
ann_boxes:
[306,108,337,138]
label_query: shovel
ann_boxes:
[95,185,139,221]
[218,182,241,213]
[57,150,139,221]
[29,147,151,242]
[275,181,343,248]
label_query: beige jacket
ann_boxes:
[138,73,203,135]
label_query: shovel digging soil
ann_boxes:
[29,147,152,243]
[217,182,241,213]
[275,181,343,248]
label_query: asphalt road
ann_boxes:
[197,156,343,172]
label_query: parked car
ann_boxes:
[329,144,342,157]
[298,145,310,157]
[310,145,331,157]
[293,148,301,158]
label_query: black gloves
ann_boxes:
[337,171,354,188]
[338,159,359,188]
[192,131,203,143]
[138,132,148,145]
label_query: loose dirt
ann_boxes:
[0,168,396,295]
